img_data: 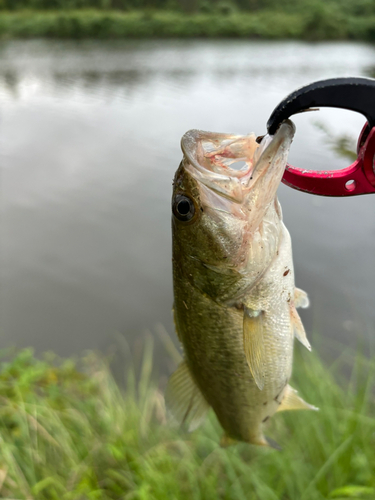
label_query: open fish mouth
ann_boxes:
[181,120,295,205]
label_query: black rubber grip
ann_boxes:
[267,77,375,135]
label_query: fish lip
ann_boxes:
[180,121,295,203]
[255,120,295,163]
[257,119,294,151]
[248,119,295,186]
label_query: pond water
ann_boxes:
[1,39,375,373]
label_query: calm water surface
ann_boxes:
[1,39,375,371]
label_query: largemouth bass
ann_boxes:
[167,120,317,447]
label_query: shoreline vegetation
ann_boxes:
[0,342,374,499]
[0,8,374,40]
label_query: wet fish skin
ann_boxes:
[168,122,316,447]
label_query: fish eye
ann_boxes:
[172,194,196,222]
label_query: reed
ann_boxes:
[0,337,373,499]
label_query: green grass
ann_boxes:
[0,9,374,40]
[0,339,374,499]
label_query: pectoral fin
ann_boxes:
[294,288,310,309]
[165,360,210,432]
[243,307,265,391]
[276,384,318,412]
[290,304,311,351]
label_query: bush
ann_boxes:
[0,8,373,40]
[302,3,348,40]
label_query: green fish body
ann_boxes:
[167,123,317,447]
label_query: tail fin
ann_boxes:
[264,436,282,451]
[248,433,281,450]
[220,434,237,448]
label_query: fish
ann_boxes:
[166,120,317,448]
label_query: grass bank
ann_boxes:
[0,341,374,499]
[0,9,375,40]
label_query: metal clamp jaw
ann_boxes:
[267,77,375,197]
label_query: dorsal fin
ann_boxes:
[165,360,210,432]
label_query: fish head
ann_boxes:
[172,121,295,298]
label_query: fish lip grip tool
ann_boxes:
[267,77,375,197]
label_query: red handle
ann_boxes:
[281,125,375,197]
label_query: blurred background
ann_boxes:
[1,0,375,376]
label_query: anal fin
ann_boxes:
[290,304,311,351]
[165,360,210,432]
[243,307,265,391]
[276,384,318,412]
[294,287,310,309]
